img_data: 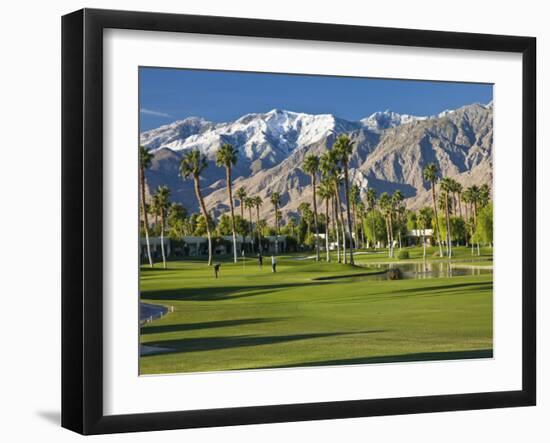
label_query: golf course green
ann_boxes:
[139,246,493,375]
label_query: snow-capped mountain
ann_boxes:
[360,110,427,131]
[141,103,493,221]
[141,109,361,169]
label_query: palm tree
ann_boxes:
[236,186,247,219]
[440,177,454,257]
[320,150,342,263]
[302,154,321,261]
[350,183,361,250]
[253,196,263,251]
[154,185,170,269]
[357,201,366,248]
[379,192,393,257]
[139,146,154,267]
[333,134,356,265]
[318,180,332,262]
[270,192,281,253]
[455,181,464,219]
[467,185,482,256]
[244,196,255,253]
[180,150,212,266]
[366,188,377,249]
[423,163,444,257]
[391,190,404,250]
[418,207,434,260]
[216,143,239,263]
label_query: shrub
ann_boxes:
[397,250,409,260]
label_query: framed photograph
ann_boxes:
[62,8,536,435]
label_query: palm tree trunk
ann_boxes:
[248,206,254,254]
[423,227,427,260]
[311,174,320,261]
[332,197,341,263]
[194,175,212,266]
[140,166,153,267]
[334,183,346,264]
[445,193,452,258]
[343,165,355,265]
[256,206,262,253]
[160,210,167,269]
[325,198,330,262]
[388,212,394,258]
[226,168,238,263]
[352,202,359,250]
[384,214,391,258]
[372,211,377,249]
[274,203,279,254]
[431,183,444,257]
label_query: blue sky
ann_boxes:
[139,67,493,131]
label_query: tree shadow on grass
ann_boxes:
[141,330,387,355]
[365,282,493,300]
[251,349,494,369]
[141,317,283,335]
[140,281,335,302]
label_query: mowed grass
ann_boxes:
[140,249,493,375]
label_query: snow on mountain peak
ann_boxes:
[360,110,427,131]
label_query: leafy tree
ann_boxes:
[167,202,187,239]
[423,163,444,257]
[363,209,386,249]
[139,145,154,267]
[217,214,233,236]
[216,143,239,263]
[180,149,213,265]
[474,203,493,245]
[244,196,255,253]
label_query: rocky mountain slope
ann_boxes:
[141,103,493,222]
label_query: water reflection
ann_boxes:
[354,261,492,281]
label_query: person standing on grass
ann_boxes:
[271,255,277,273]
[257,252,263,268]
[214,263,221,279]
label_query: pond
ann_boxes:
[351,261,493,281]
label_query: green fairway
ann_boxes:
[139,247,493,375]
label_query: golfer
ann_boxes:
[257,252,263,268]
[271,255,277,273]
[214,263,221,278]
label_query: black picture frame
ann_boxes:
[62,8,536,435]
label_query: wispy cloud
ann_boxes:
[140,108,172,118]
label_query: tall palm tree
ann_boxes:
[244,196,255,253]
[318,180,332,262]
[350,183,361,250]
[180,150,212,266]
[236,186,247,219]
[302,154,321,261]
[455,181,463,219]
[270,192,281,253]
[320,150,342,263]
[423,163,444,257]
[333,134,355,265]
[253,196,263,252]
[154,185,170,269]
[440,177,454,257]
[216,143,239,263]
[366,188,377,249]
[139,145,154,267]
[379,192,393,257]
